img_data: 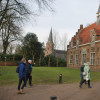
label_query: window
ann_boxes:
[90,53,95,65]
[70,55,73,64]
[75,54,79,64]
[82,54,86,64]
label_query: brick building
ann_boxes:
[67,5,100,69]
[45,28,66,60]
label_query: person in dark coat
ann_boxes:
[26,60,32,86]
[17,58,26,94]
[79,63,86,87]
[80,62,92,88]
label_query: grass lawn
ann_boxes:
[0,66,100,86]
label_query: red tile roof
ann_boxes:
[71,23,100,45]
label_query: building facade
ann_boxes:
[45,28,66,60]
[67,5,100,69]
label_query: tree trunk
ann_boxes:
[0,0,2,5]
[0,0,10,27]
[32,55,34,64]
[3,41,9,55]
[39,54,41,66]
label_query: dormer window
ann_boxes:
[71,41,73,48]
[76,39,79,50]
[90,29,95,47]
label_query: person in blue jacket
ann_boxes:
[17,58,26,94]
[80,63,86,86]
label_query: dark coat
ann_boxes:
[80,65,85,78]
[18,62,26,78]
[26,63,32,74]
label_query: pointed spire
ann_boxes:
[97,4,100,14]
[96,4,100,25]
[48,28,53,43]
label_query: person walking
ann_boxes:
[26,60,32,86]
[80,62,92,88]
[80,63,86,85]
[17,58,26,94]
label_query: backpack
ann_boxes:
[16,66,19,73]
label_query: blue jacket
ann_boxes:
[80,65,85,78]
[18,62,26,78]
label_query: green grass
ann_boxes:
[0,66,100,86]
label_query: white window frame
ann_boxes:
[70,54,73,64]
[90,52,95,65]
[82,53,86,64]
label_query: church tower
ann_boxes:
[45,28,54,56]
[96,4,100,25]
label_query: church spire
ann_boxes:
[48,28,53,43]
[45,28,54,56]
[96,4,100,25]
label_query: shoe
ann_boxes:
[79,85,82,88]
[17,90,21,94]
[88,86,92,88]
[20,89,25,94]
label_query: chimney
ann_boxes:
[76,32,78,35]
[78,29,80,32]
[80,24,83,30]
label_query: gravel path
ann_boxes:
[0,82,100,100]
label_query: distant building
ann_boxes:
[45,28,66,60]
[67,5,100,69]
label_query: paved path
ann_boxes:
[0,82,100,100]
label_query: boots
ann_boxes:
[88,80,92,88]
[88,86,92,88]
[20,89,25,94]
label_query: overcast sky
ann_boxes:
[23,0,100,50]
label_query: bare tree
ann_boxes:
[60,33,68,51]
[1,17,22,54]
[0,0,31,28]
[0,0,54,28]
[0,0,55,54]
[15,44,21,54]
[53,29,60,50]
